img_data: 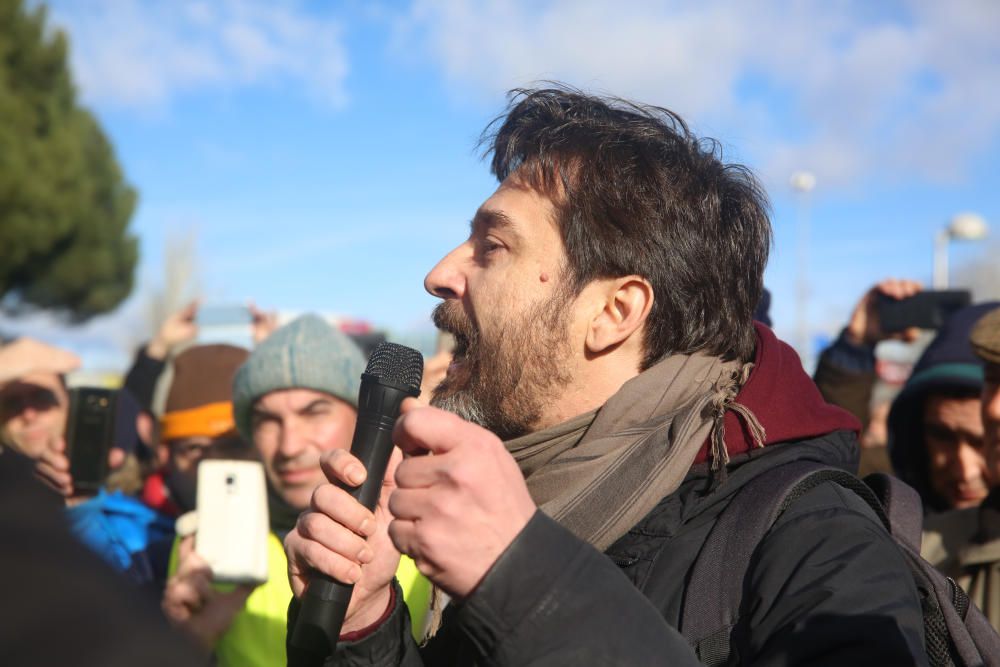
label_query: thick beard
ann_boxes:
[430,289,574,440]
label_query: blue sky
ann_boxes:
[5,0,1000,370]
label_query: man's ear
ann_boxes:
[584,276,653,355]
[156,441,170,467]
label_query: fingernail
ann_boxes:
[347,465,365,485]
[357,546,374,564]
[359,517,374,537]
[347,564,362,584]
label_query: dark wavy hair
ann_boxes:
[482,85,772,367]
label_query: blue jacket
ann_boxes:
[66,489,175,590]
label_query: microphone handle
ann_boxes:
[289,378,413,661]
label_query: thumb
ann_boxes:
[399,396,422,415]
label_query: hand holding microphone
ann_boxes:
[388,402,537,598]
[286,342,537,658]
[287,342,422,659]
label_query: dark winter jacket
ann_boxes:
[289,325,927,666]
[889,303,998,511]
[123,344,167,415]
[813,330,879,426]
[0,446,203,666]
[301,432,925,666]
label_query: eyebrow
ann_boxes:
[251,398,333,420]
[470,208,518,237]
[250,406,276,421]
[298,399,332,414]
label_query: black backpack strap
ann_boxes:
[681,461,890,665]
[862,472,924,552]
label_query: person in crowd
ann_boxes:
[2,335,248,589]
[122,301,200,456]
[0,337,175,587]
[0,337,84,467]
[814,279,923,425]
[162,314,430,667]
[140,344,250,519]
[814,280,998,508]
[923,306,1000,630]
[888,302,997,512]
[124,300,278,420]
[284,87,927,664]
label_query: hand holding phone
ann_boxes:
[162,535,256,648]
[876,290,971,334]
[194,460,270,585]
[65,387,117,493]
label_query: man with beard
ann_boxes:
[285,87,927,665]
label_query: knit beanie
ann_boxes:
[232,314,366,440]
[161,344,249,441]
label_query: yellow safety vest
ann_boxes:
[168,533,431,667]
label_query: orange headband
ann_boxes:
[160,401,236,441]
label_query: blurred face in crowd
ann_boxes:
[0,373,68,458]
[923,393,988,509]
[983,363,1000,485]
[424,177,577,440]
[251,388,357,509]
[160,433,248,510]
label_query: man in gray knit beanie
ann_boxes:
[163,313,430,662]
[232,313,366,512]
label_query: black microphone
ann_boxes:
[290,342,423,661]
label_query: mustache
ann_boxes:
[432,302,476,351]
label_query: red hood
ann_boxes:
[693,322,861,465]
[141,469,183,518]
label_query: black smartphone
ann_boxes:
[877,290,971,334]
[65,387,117,493]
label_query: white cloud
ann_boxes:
[395,0,1000,190]
[47,0,349,110]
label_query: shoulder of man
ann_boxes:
[739,479,927,664]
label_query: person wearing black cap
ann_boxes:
[888,302,999,512]
[923,306,1000,631]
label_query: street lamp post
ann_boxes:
[933,213,989,288]
[790,171,816,368]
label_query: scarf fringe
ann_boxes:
[709,362,766,480]
[423,586,447,643]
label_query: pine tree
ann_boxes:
[0,0,138,321]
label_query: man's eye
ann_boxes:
[252,416,275,432]
[479,238,503,255]
[925,426,957,444]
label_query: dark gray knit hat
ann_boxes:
[232,314,366,439]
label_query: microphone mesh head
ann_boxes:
[365,342,424,392]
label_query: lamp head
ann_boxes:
[947,212,988,241]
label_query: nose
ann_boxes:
[424,243,470,300]
[983,384,1000,425]
[278,421,307,459]
[953,442,985,483]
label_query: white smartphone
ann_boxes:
[195,460,270,585]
